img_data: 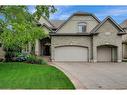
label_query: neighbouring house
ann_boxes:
[1,12,127,62]
[121,20,127,60]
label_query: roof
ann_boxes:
[39,12,126,36]
[50,32,92,36]
[120,19,127,29]
[50,20,65,28]
[39,16,55,28]
[43,16,55,28]
[91,16,126,35]
[41,23,53,32]
[55,12,101,32]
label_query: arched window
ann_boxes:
[78,22,87,32]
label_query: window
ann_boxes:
[78,22,86,32]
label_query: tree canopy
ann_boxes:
[0,6,56,49]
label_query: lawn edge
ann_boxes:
[49,62,87,89]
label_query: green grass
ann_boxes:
[0,62,75,89]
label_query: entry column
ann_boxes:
[35,39,41,56]
[117,46,122,62]
[93,46,97,62]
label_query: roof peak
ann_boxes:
[120,19,127,28]
[91,16,125,34]
[50,19,65,21]
[72,12,93,16]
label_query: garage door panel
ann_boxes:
[54,46,88,61]
[97,46,117,62]
[97,47,111,61]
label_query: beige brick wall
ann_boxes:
[123,44,127,59]
[51,20,123,62]
[57,16,99,33]
[93,20,123,62]
[122,29,127,42]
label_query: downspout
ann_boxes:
[91,35,93,62]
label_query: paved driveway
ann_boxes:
[53,62,127,89]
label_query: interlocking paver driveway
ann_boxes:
[53,62,127,89]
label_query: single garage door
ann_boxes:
[97,47,111,61]
[54,46,88,61]
[97,46,117,62]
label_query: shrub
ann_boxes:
[26,54,46,64]
[4,47,21,62]
[5,51,15,62]
[26,54,36,64]
[0,58,4,62]
[15,53,27,62]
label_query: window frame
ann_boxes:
[78,22,87,33]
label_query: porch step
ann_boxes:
[43,56,51,62]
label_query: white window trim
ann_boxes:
[78,22,87,33]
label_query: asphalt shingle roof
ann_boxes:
[50,20,65,28]
[120,19,127,28]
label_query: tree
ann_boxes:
[0,5,56,49]
[0,6,56,60]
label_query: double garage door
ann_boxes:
[54,46,88,61]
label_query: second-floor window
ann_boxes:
[78,22,86,32]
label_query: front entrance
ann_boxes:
[40,37,51,56]
[97,45,117,62]
[43,45,50,56]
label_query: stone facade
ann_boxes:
[29,13,126,62]
[123,44,127,59]
[93,20,123,62]
[50,15,124,62]
[57,16,99,33]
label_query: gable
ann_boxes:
[93,19,123,47]
[39,16,53,28]
[91,17,125,35]
[56,15,100,33]
[96,20,120,33]
[120,19,127,28]
[42,25,52,34]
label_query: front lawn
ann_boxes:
[0,62,75,89]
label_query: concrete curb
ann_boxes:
[49,62,87,89]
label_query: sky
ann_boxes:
[48,6,127,24]
[5,6,127,24]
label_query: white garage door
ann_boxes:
[97,47,112,62]
[54,46,88,61]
